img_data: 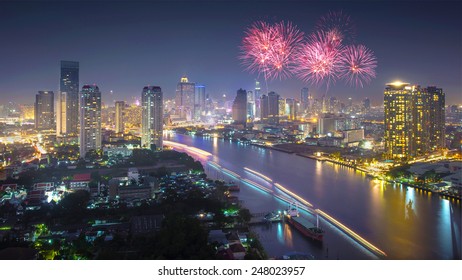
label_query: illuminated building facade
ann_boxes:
[79,85,101,158]
[426,86,445,150]
[20,104,34,121]
[232,88,247,125]
[175,76,195,121]
[246,90,255,120]
[60,60,79,136]
[384,82,445,160]
[278,98,286,117]
[254,80,261,119]
[194,84,206,121]
[285,98,298,120]
[125,104,142,129]
[141,86,163,150]
[35,91,54,130]
[115,101,125,134]
[260,94,268,120]
[268,91,280,124]
[300,87,309,113]
[56,91,67,136]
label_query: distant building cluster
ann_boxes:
[21,60,165,158]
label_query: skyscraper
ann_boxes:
[246,90,255,120]
[35,91,54,130]
[60,60,79,136]
[254,80,261,119]
[175,76,195,121]
[278,98,286,117]
[79,85,101,158]
[426,86,445,150]
[260,94,268,120]
[285,98,297,120]
[56,91,67,136]
[141,86,163,150]
[194,84,206,121]
[363,97,371,112]
[384,82,445,160]
[115,101,125,134]
[268,91,279,124]
[232,88,247,125]
[300,87,309,113]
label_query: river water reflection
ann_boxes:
[166,133,461,259]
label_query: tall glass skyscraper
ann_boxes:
[232,88,247,125]
[254,80,261,119]
[60,60,79,136]
[35,91,54,130]
[79,85,101,158]
[175,76,195,121]
[141,86,163,150]
[194,84,206,121]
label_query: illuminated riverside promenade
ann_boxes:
[165,134,462,260]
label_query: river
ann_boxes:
[165,133,462,260]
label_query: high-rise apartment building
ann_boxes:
[115,101,125,134]
[426,86,445,150]
[141,86,163,150]
[232,88,247,125]
[79,85,101,158]
[35,91,54,130]
[384,82,445,160]
[60,60,79,136]
[175,76,195,121]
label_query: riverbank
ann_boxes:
[267,143,461,201]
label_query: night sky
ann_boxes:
[1,0,461,106]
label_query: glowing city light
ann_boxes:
[244,167,273,182]
[316,209,387,257]
[274,183,313,208]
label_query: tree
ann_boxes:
[56,190,90,223]
[150,214,215,259]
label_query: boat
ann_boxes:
[263,211,283,222]
[284,202,324,241]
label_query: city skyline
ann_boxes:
[0,1,461,105]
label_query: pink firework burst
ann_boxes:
[339,45,377,88]
[239,21,274,79]
[239,21,303,81]
[265,21,304,80]
[316,10,356,45]
[293,31,344,89]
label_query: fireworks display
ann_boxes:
[316,10,356,45]
[339,45,377,88]
[293,31,343,88]
[239,21,303,81]
[239,10,377,90]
